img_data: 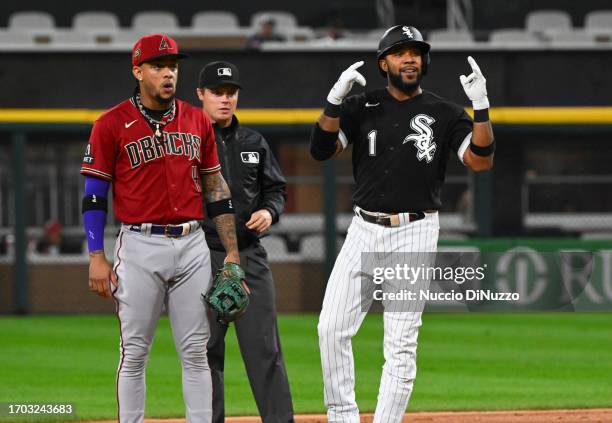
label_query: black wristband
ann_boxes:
[324,101,342,118]
[207,198,235,218]
[474,108,490,123]
[82,194,108,213]
[469,139,496,157]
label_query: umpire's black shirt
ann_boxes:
[339,88,473,213]
[203,116,287,251]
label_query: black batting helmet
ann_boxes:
[377,25,431,77]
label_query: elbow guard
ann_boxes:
[310,123,338,161]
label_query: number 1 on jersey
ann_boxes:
[368,130,377,156]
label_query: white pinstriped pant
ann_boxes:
[318,212,439,423]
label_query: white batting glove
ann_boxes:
[327,61,367,105]
[460,56,489,110]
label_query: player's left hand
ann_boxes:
[327,61,367,105]
[460,56,489,110]
[246,209,273,233]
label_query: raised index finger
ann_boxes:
[467,56,482,76]
[348,60,365,71]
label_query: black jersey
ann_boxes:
[339,88,472,212]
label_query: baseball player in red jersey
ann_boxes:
[81,34,240,423]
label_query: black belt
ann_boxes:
[128,222,199,237]
[356,209,426,227]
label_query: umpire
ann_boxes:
[197,61,294,423]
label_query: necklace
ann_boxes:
[134,93,176,138]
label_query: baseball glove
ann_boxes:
[203,262,250,324]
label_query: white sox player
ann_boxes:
[309,25,495,422]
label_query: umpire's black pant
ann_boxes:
[208,241,294,423]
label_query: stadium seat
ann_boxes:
[366,28,388,40]
[0,31,35,46]
[300,235,344,261]
[427,29,474,43]
[132,11,179,32]
[549,31,597,47]
[300,235,324,261]
[73,11,120,33]
[192,11,240,29]
[249,11,314,41]
[260,235,292,261]
[525,10,572,34]
[489,28,545,47]
[8,11,55,32]
[50,31,97,45]
[109,31,147,46]
[250,11,298,29]
[584,10,612,32]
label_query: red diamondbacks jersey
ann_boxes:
[81,98,221,224]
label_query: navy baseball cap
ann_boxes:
[199,61,242,89]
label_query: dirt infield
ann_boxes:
[86,408,612,423]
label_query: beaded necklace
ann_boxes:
[134,92,176,138]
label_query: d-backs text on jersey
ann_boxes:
[403,114,436,163]
[125,132,202,169]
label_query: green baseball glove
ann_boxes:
[203,262,250,324]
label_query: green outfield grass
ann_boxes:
[0,313,611,421]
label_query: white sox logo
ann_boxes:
[402,26,414,38]
[403,114,436,163]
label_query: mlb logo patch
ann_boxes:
[218,67,232,76]
[240,152,259,164]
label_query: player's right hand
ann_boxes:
[327,61,367,105]
[89,253,118,298]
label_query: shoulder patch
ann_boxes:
[82,143,94,164]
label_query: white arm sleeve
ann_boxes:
[338,128,349,150]
[457,132,472,165]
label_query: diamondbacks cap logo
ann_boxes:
[133,48,141,60]
[159,36,171,50]
[217,67,232,76]
[402,26,414,38]
[240,152,259,164]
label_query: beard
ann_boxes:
[388,68,422,95]
[154,92,174,106]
